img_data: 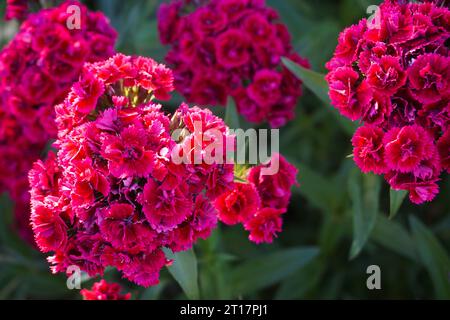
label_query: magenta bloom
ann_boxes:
[214,154,298,244]
[0,1,117,242]
[326,67,362,121]
[408,54,449,104]
[140,180,192,233]
[244,207,285,244]
[384,125,436,173]
[352,125,387,174]
[4,0,35,20]
[158,0,309,128]
[248,70,282,108]
[248,154,299,210]
[216,29,250,68]
[29,54,235,287]
[326,0,449,204]
[438,128,450,173]
[30,204,68,253]
[81,280,131,300]
[101,126,155,178]
[366,56,406,95]
[215,182,261,225]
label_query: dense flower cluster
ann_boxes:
[0,1,117,240]
[80,280,131,300]
[417,0,449,8]
[215,154,298,243]
[29,54,236,287]
[4,0,37,20]
[157,0,309,128]
[326,0,449,204]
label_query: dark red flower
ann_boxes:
[193,7,227,35]
[216,29,250,68]
[81,280,131,300]
[101,126,155,179]
[30,205,67,253]
[215,182,261,225]
[366,56,406,95]
[326,67,362,121]
[4,0,33,20]
[248,154,298,210]
[29,54,235,287]
[247,70,282,107]
[157,1,183,44]
[158,0,309,127]
[408,54,449,104]
[0,1,116,242]
[99,203,157,254]
[384,125,436,172]
[244,207,285,244]
[121,250,167,288]
[140,180,193,233]
[437,128,450,173]
[326,0,449,204]
[352,125,387,174]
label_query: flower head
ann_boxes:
[29,54,235,287]
[215,154,298,244]
[244,207,285,244]
[326,0,449,204]
[0,1,116,242]
[158,0,309,128]
[352,125,387,174]
[81,280,131,300]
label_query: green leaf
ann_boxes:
[281,57,357,136]
[371,214,418,262]
[230,246,319,297]
[348,171,381,259]
[275,258,324,299]
[163,248,199,300]
[282,57,329,105]
[288,160,338,213]
[410,216,450,299]
[140,279,167,300]
[224,96,240,129]
[389,189,408,219]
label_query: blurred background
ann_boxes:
[0,0,449,299]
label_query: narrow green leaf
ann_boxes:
[281,57,357,135]
[348,171,381,259]
[230,246,319,297]
[140,279,167,300]
[288,160,338,213]
[282,57,329,105]
[410,216,450,299]
[275,258,324,299]
[224,96,240,129]
[163,248,199,300]
[371,214,418,262]
[389,189,408,219]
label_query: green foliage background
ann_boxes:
[0,0,449,299]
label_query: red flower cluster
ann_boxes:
[326,0,449,204]
[29,54,235,287]
[215,154,298,244]
[157,0,309,128]
[4,0,37,20]
[80,280,131,300]
[0,1,117,240]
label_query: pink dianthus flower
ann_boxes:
[0,1,117,242]
[29,54,235,287]
[326,0,449,204]
[81,280,131,300]
[157,0,309,128]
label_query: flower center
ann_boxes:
[124,146,143,160]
